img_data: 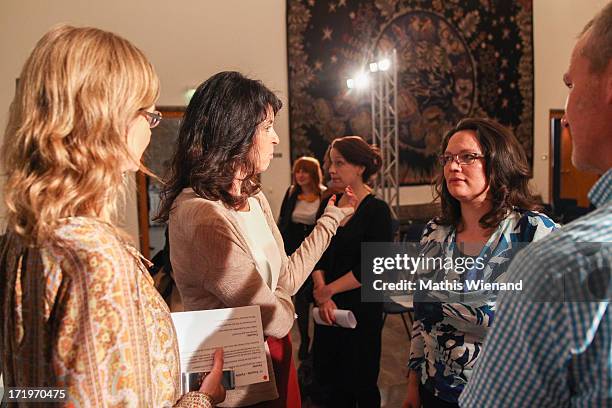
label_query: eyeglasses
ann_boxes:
[438,152,485,166]
[140,110,163,128]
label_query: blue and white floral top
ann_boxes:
[408,209,558,403]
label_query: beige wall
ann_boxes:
[0,0,607,246]
[531,0,608,203]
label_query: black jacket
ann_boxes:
[278,186,317,255]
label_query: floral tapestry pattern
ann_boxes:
[287,0,534,184]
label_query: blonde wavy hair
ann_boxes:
[2,24,160,244]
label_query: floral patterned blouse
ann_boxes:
[0,217,212,407]
[408,210,558,403]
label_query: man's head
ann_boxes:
[562,2,612,173]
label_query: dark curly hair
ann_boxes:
[156,71,282,221]
[435,118,540,230]
[331,136,382,182]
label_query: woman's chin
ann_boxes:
[449,190,471,202]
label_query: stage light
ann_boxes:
[378,58,391,71]
[354,72,369,89]
[346,78,354,89]
[369,62,379,72]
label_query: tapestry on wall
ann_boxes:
[287,0,534,185]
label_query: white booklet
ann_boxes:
[171,305,270,389]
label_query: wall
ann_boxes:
[0,0,607,246]
[531,0,608,203]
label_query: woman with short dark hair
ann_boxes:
[157,71,355,407]
[403,118,558,408]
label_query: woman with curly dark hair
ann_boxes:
[156,71,355,407]
[403,118,558,408]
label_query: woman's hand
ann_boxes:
[199,348,226,404]
[339,186,358,209]
[318,299,338,325]
[402,371,421,408]
[314,284,333,305]
[325,186,358,218]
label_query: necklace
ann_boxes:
[298,193,319,203]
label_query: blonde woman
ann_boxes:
[0,25,223,407]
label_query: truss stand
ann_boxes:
[370,49,400,220]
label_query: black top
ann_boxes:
[277,186,299,235]
[277,186,317,255]
[315,194,393,315]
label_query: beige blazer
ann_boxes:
[169,188,345,407]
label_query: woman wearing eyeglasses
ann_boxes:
[402,118,558,408]
[0,25,224,407]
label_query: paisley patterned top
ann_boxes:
[408,210,558,403]
[0,217,213,407]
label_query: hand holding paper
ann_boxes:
[316,299,337,324]
[199,348,226,404]
[313,284,333,304]
[313,307,357,329]
[171,305,269,390]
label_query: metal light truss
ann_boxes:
[370,49,400,220]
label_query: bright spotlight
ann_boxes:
[346,78,354,89]
[378,58,391,71]
[354,72,369,89]
[369,62,379,72]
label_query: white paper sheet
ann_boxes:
[312,307,357,329]
[171,305,269,387]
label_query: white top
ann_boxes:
[235,197,282,291]
[291,198,320,225]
